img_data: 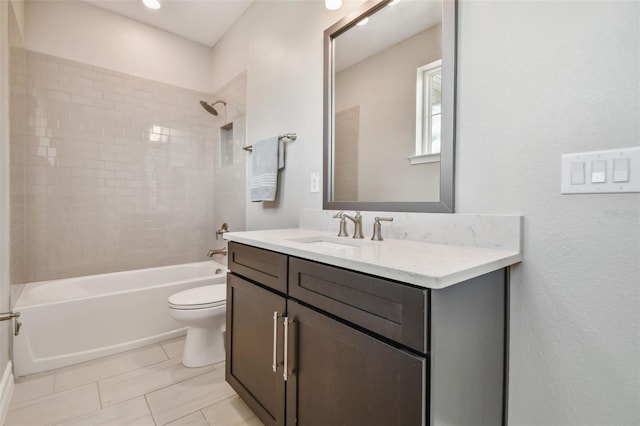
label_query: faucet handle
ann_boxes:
[333,211,349,237]
[215,223,230,240]
[371,217,393,241]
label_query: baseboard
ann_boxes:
[0,361,14,425]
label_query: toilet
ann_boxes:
[168,284,226,367]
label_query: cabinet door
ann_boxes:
[226,274,286,426]
[286,301,426,426]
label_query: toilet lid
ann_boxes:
[169,285,226,309]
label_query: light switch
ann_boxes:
[310,172,320,193]
[591,160,606,183]
[561,146,640,194]
[570,162,585,185]
[613,158,630,182]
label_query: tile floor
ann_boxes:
[6,337,264,426]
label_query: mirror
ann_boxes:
[323,0,457,213]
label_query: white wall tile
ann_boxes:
[14,50,219,281]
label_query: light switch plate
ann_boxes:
[561,146,640,194]
[310,172,320,193]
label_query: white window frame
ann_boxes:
[409,59,442,165]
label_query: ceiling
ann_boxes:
[335,0,442,71]
[80,0,254,47]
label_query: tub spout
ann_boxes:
[207,248,227,257]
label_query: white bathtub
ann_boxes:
[13,261,227,377]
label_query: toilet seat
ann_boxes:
[168,285,226,310]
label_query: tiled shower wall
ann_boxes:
[13,50,218,282]
[9,25,27,285]
[211,72,247,246]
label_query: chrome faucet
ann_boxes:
[207,248,228,257]
[343,211,364,239]
[371,217,393,241]
[333,211,349,237]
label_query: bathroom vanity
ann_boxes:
[224,227,522,426]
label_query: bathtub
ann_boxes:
[13,261,227,377]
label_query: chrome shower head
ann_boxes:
[199,100,227,116]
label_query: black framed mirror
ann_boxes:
[323,0,457,213]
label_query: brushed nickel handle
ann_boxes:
[283,316,289,381]
[272,311,279,372]
[371,216,394,241]
[0,312,19,321]
[0,311,21,336]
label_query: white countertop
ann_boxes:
[224,228,522,290]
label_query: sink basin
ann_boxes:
[286,235,373,250]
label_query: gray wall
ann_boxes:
[212,1,639,424]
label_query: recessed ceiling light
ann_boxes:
[356,17,369,26]
[325,0,342,11]
[143,0,162,10]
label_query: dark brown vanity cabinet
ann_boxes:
[226,273,286,426]
[227,243,288,426]
[286,300,425,426]
[226,241,507,426]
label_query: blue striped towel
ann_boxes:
[250,137,285,202]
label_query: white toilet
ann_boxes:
[168,284,226,368]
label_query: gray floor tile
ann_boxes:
[55,396,155,426]
[99,358,215,407]
[6,383,100,426]
[8,337,260,426]
[164,411,210,426]
[146,368,234,425]
[54,345,168,392]
[202,395,263,426]
[11,373,55,405]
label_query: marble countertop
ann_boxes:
[224,228,522,290]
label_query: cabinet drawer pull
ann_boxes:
[272,311,279,372]
[283,316,289,381]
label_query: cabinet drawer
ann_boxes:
[228,242,288,293]
[289,257,428,353]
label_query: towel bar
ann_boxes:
[243,133,297,152]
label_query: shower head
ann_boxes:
[199,100,218,116]
[199,100,227,116]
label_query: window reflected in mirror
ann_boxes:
[412,59,441,165]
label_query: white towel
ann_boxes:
[250,137,285,202]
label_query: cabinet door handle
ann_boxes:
[283,316,289,381]
[272,311,279,372]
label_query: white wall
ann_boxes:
[456,1,639,424]
[24,1,214,93]
[211,0,363,230]
[212,0,639,424]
